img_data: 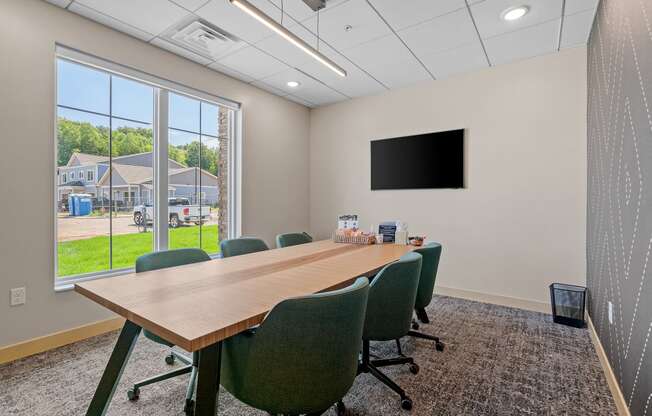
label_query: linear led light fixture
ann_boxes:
[229,0,347,77]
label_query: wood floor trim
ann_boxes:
[435,285,550,314]
[587,316,631,416]
[0,317,124,365]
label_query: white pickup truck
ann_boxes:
[133,197,211,228]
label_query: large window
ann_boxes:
[55,49,238,285]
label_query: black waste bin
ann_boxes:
[549,283,586,328]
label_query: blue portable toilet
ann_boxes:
[68,194,78,216]
[78,194,92,216]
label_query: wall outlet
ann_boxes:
[10,287,26,306]
[608,301,613,324]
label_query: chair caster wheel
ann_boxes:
[401,397,413,410]
[409,363,420,374]
[435,342,445,352]
[165,353,175,365]
[411,321,420,330]
[127,387,140,401]
[184,399,195,416]
[336,400,346,416]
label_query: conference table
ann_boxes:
[75,239,414,416]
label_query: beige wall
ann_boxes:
[309,48,588,306]
[0,0,310,346]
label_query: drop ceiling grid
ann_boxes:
[46,0,600,108]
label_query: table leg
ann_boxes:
[194,341,222,416]
[86,320,141,416]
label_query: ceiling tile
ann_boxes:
[196,0,283,43]
[207,61,256,82]
[259,68,348,105]
[367,0,466,31]
[250,80,291,96]
[74,0,190,36]
[150,38,214,65]
[300,0,390,52]
[420,41,488,79]
[170,0,211,12]
[564,0,599,15]
[560,9,595,48]
[284,93,315,107]
[254,23,319,67]
[471,0,563,39]
[398,8,478,57]
[68,2,155,41]
[45,0,72,7]
[216,46,289,79]
[344,34,432,89]
[484,19,559,65]
[265,0,322,23]
[294,43,386,97]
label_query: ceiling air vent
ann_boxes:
[163,19,241,60]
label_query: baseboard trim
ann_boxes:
[587,316,631,416]
[0,317,124,365]
[435,285,550,314]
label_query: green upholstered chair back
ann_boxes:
[363,252,422,341]
[135,248,211,273]
[135,248,211,347]
[413,242,442,310]
[220,277,370,415]
[220,237,269,258]
[275,232,313,248]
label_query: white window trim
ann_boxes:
[54,47,242,291]
[87,170,94,181]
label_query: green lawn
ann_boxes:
[58,225,219,277]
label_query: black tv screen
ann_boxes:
[371,129,464,190]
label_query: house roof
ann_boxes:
[64,152,186,170]
[67,152,108,167]
[97,165,218,187]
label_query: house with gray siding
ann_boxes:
[57,152,218,209]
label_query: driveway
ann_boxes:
[57,213,217,242]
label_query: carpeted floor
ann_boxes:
[0,296,617,415]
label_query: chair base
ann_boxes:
[128,350,199,416]
[359,340,415,411]
[408,309,445,352]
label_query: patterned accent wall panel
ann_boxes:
[587,0,652,414]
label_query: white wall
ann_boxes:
[309,48,588,306]
[0,0,310,347]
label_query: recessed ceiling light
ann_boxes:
[502,6,529,21]
[344,25,353,32]
[287,81,300,88]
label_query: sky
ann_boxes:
[57,59,220,147]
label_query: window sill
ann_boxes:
[54,268,134,292]
[54,253,222,292]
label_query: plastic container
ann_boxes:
[549,283,586,328]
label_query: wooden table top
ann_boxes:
[75,240,414,351]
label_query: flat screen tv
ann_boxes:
[370,129,464,190]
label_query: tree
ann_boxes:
[184,141,218,175]
[57,118,209,171]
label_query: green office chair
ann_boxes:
[127,248,211,416]
[220,237,269,257]
[358,252,422,410]
[220,277,370,416]
[407,243,445,352]
[276,232,313,248]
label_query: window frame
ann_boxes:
[87,170,94,182]
[54,45,242,291]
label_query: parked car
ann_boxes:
[133,197,210,228]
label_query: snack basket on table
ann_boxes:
[332,228,377,245]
